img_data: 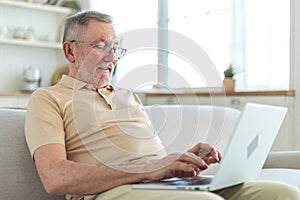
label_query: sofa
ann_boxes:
[0,105,300,200]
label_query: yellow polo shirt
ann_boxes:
[25,75,166,167]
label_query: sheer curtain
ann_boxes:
[89,0,158,90]
[231,0,290,91]
[168,0,231,88]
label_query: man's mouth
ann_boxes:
[96,64,113,72]
[98,67,110,71]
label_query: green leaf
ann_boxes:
[224,64,236,78]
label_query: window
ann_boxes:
[232,0,290,90]
[90,0,290,91]
[168,0,231,88]
[90,0,158,89]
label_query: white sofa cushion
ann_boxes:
[0,109,64,200]
[258,169,300,190]
[144,105,241,154]
[144,105,242,175]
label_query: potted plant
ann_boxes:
[223,64,237,92]
[60,0,81,14]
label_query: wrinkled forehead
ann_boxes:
[83,19,118,43]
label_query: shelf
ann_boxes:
[0,0,72,14]
[140,89,296,97]
[0,37,62,49]
[0,92,31,97]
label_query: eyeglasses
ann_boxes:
[70,40,127,60]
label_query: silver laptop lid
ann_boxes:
[209,103,287,191]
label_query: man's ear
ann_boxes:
[63,42,75,63]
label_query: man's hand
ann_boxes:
[188,142,222,165]
[137,143,221,182]
[142,152,209,181]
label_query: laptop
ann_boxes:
[132,103,287,191]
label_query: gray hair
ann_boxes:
[62,10,114,43]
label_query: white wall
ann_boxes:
[292,0,300,149]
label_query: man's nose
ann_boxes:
[103,49,116,62]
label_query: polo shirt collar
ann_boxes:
[59,75,115,91]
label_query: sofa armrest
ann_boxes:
[263,151,300,169]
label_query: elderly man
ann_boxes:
[25,10,300,200]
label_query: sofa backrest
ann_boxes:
[144,105,241,154]
[144,105,241,175]
[0,109,64,200]
[0,105,241,198]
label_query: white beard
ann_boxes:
[76,62,114,87]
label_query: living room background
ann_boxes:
[90,0,290,91]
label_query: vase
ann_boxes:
[223,78,235,92]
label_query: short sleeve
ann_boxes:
[25,88,65,158]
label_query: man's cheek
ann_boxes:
[84,55,105,69]
[87,50,105,61]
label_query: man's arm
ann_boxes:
[34,143,209,195]
[34,143,146,195]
